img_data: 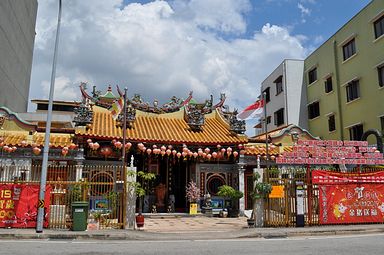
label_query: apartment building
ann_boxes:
[259,59,306,133]
[304,0,384,141]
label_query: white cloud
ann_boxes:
[298,3,311,18]
[30,0,308,134]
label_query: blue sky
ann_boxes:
[30,0,373,133]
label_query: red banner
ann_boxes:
[319,184,384,224]
[0,184,51,228]
[312,170,384,184]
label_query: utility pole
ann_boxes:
[36,0,62,233]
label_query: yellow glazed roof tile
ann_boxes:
[76,106,247,145]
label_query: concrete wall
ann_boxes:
[305,0,384,141]
[261,59,304,132]
[0,0,38,112]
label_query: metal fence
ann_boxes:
[264,166,384,227]
[0,164,126,230]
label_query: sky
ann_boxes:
[29,0,371,134]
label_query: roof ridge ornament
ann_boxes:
[73,98,93,127]
[225,108,246,134]
[116,103,136,129]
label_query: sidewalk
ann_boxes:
[1,215,384,240]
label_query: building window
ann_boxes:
[378,65,384,87]
[274,108,284,126]
[374,15,384,39]
[324,76,333,93]
[343,38,356,61]
[308,101,320,119]
[275,76,283,95]
[328,115,336,132]
[349,124,364,141]
[308,68,317,84]
[381,116,384,134]
[263,87,270,103]
[346,80,360,102]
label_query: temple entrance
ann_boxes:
[172,160,187,212]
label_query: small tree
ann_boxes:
[185,181,200,203]
[217,185,243,217]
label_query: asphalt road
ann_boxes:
[1,233,383,255]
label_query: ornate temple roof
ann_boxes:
[75,105,247,145]
[0,106,73,148]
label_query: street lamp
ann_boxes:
[36,0,62,233]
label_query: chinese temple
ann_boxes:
[74,84,250,212]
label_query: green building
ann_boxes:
[304,0,384,142]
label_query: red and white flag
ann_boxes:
[237,99,264,120]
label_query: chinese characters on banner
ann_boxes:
[0,184,51,228]
[276,139,384,165]
[313,170,384,224]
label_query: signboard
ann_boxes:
[0,184,51,228]
[269,185,284,198]
[319,184,384,224]
[276,139,384,165]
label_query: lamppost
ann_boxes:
[36,0,62,233]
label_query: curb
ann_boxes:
[1,227,384,240]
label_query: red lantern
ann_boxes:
[176,152,181,158]
[161,145,166,151]
[207,154,212,160]
[212,152,217,158]
[62,148,68,156]
[33,147,41,155]
[125,142,132,149]
[233,151,239,157]
[93,142,100,150]
[146,148,152,155]
[166,149,172,156]
[204,148,210,154]
[87,139,92,144]
[114,141,123,149]
[100,146,113,158]
[69,143,77,150]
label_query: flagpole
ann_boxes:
[122,87,127,228]
[263,92,269,170]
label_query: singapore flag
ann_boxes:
[237,99,264,120]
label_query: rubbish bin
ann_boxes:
[71,201,89,231]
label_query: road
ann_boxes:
[0,234,383,255]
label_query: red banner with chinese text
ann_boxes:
[313,170,384,184]
[319,184,384,224]
[0,184,51,228]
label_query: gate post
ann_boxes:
[125,155,137,229]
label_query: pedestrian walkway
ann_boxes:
[143,214,247,233]
[0,214,384,241]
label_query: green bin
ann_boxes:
[71,201,89,231]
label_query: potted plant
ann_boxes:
[185,180,200,214]
[217,185,243,218]
[249,172,272,227]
